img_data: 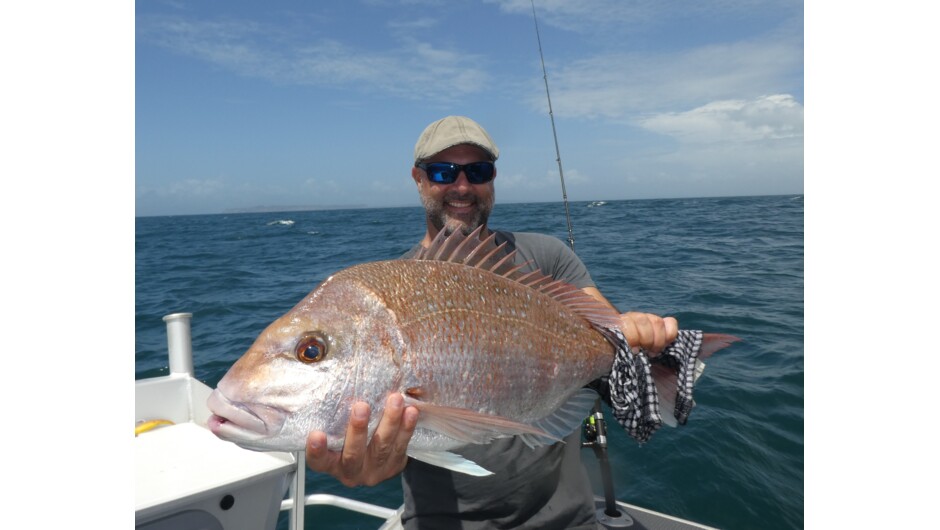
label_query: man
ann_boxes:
[306,116,678,528]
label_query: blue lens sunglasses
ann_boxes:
[415,161,495,184]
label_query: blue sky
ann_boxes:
[135,0,804,217]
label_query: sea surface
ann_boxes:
[135,195,804,530]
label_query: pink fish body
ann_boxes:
[207,227,734,475]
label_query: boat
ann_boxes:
[135,313,718,529]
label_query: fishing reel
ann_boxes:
[581,405,607,448]
[582,413,600,445]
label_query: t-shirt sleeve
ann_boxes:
[509,232,596,289]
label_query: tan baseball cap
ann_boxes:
[414,116,500,163]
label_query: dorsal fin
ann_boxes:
[411,227,623,331]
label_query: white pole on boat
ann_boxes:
[163,312,194,377]
[289,451,306,530]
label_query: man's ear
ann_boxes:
[411,166,422,185]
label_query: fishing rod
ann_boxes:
[529,1,630,525]
[530,0,575,252]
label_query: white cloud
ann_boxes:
[299,176,417,208]
[303,178,343,196]
[639,94,803,143]
[600,116,804,199]
[368,179,398,195]
[529,37,802,119]
[161,177,226,197]
[489,0,797,33]
[489,0,660,30]
[494,167,590,204]
[551,167,590,187]
[137,14,489,102]
[496,169,555,192]
[386,16,438,32]
[136,177,230,216]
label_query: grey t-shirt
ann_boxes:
[399,230,601,529]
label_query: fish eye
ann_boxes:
[295,333,328,363]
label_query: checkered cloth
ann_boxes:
[593,329,705,443]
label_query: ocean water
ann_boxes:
[135,195,804,529]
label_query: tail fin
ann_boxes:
[655,333,740,427]
[607,330,740,442]
[700,333,741,360]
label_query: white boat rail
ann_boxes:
[280,494,399,520]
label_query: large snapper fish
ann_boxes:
[207,227,735,475]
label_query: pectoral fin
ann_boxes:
[519,388,599,448]
[406,449,493,476]
[401,395,561,446]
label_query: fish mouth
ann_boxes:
[206,389,287,446]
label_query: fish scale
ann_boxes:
[335,259,614,419]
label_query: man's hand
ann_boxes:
[619,312,678,356]
[305,393,419,487]
[581,287,678,355]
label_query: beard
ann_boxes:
[421,190,495,235]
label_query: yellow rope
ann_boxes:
[135,419,174,436]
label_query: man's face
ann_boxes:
[412,144,496,236]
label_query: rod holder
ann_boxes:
[163,312,194,376]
